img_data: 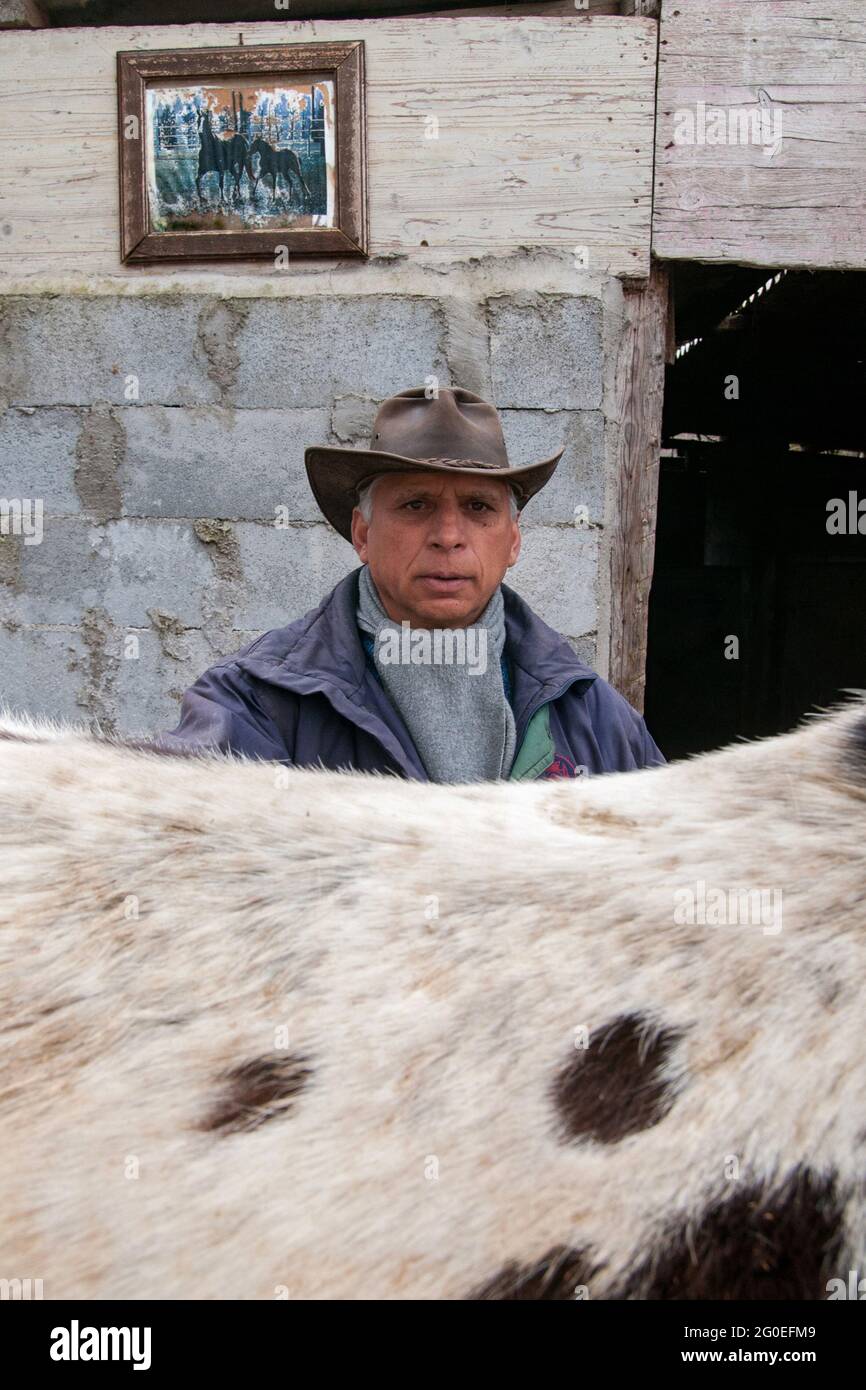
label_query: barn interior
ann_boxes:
[645,265,866,760]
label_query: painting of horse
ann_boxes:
[143,81,333,233]
[195,109,251,203]
[249,136,312,207]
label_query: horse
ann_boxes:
[248,136,312,207]
[2,699,866,1298]
[195,109,250,203]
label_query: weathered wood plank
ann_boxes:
[0,16,656,282]
[607,262,669,712]
[653,0,866,270]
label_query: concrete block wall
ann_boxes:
[0,287,607,736]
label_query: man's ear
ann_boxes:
[506,519,521,568]
[351,506,369,562]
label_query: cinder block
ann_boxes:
[501,409,604,524]
[0,407,82,512]
[229,298,448,408]
[231,521,356,631]
[0,297,219,406]
[121,406,330,521]
[0,624,90,724]
[489,295,603,409]
[509,524,598,640]
[115,625,222,737]
[1,517,216,626]
[100,520,218,626]
[1,518,110,625]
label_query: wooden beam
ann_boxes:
[608,261,669,712]
[406,2,622,15]
[33,0,624,19]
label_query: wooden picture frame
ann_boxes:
[117,41,368,263]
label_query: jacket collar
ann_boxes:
[235,567,597,775]
[498,579,597,740]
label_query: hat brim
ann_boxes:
[304,444,565,543]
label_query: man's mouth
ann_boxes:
[417,574,473,592]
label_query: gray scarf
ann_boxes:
[356,565,517,784]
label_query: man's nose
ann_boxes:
[427,501,467,547]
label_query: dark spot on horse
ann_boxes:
[198,1055,313,1136]
[613,1169,845,1299]
[468,1245,602,1300]
[819,973,844,1010]
[551,1013,684,1145]
[0,729,40,742]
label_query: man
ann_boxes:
[162,385,664,780]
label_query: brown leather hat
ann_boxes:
[304,385,564,542]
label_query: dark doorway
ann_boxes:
[644,265,866,761]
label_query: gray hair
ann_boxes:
[356,475,520,522]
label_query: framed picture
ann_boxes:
[117,41,368,263]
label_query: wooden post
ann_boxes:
[607,262,670,713]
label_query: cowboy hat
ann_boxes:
[304,385,565,542]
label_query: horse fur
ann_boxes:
[1,699,865,1299]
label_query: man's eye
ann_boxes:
[403,499,426,510]
[469,500,493,511]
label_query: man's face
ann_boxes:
[351,471,521,628]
